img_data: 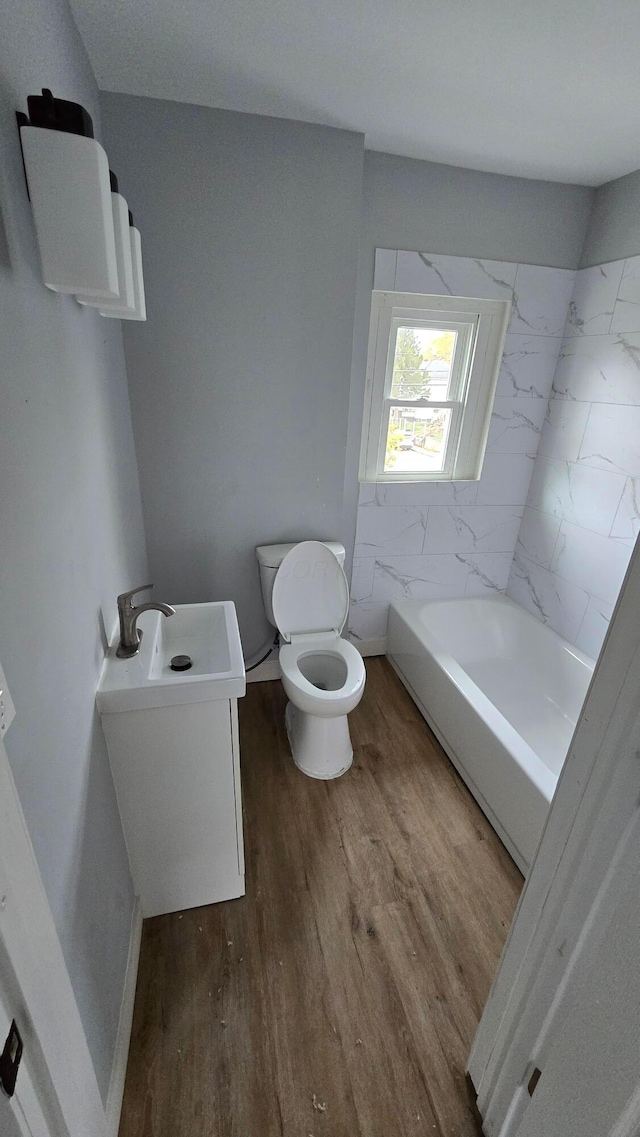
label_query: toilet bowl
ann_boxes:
[257,540,366,779]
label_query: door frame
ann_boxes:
[469,538,640,1132]
[0,725,108,1136]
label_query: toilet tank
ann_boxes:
[256,541,346,628]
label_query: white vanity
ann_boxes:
[97,601,246,918]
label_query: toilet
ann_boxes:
[256,540,366,779]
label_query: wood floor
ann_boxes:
[118,658,522,1137]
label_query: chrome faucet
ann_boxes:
[116,584,176,658]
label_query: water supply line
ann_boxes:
[245,632,279,673]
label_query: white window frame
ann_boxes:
[359,291,510,483]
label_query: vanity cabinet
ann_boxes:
[101,697,244,917]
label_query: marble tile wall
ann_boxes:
[348,249,575,644]
[506,256,640,658]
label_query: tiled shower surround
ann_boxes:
[348,249,575,646]
[507,256,640,657]
[348,249,640,661]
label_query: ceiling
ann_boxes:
[69,0,640,186]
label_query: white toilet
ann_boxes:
[256,540,366,779]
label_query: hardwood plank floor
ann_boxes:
[118,658,522,1137]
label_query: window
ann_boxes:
[359,291,509,482]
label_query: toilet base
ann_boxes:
[285,702,353,780]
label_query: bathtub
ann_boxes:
[387,594,594,873]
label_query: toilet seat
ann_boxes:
[279,633,366,718]
[271,540,349,641]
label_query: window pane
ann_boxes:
[390,326,457,400]
[384,406,453,473]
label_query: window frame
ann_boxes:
[359,291,510,483]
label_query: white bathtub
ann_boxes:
[387,594,594,873]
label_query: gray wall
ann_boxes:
[581,169,640,267]
[101,94,364,659]
[342,152,595,572]
[361,151,594,270]
[0,0,147,1099]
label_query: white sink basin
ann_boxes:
[97,601,245,713]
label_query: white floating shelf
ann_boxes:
[100,226,146,321]
[20,126,119,298]
[78,191,135,312]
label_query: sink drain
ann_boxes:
[170,654,192,672]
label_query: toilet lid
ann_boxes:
[271,540,350,642]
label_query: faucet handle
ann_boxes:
[117,583,154,608]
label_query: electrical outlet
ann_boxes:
[0,660,16,737]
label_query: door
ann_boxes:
[469,540,640,1135]
[0,660,108,1137]
[513,819,640,1137]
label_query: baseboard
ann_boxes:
[353,636,387,657]
[246,657,281,683]
[465,1072,485,1133]
[106,896,143,1136]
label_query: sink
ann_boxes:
[96,601,245,713]
[97,600,247,915]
